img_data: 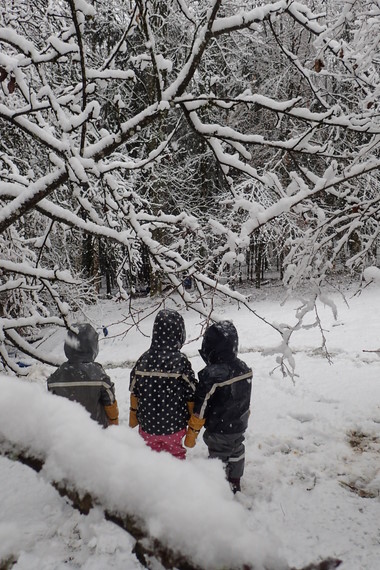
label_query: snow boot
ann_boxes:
[228,477,241,494]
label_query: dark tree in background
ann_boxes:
[0,0,379,371]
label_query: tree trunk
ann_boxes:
[0,446,342,570]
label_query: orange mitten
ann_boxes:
[129,394,139,428]
[187,401,194,415]
[184,414,205,448]
[105,400,119,426]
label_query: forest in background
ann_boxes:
[0,0,379,374]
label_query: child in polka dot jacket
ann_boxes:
[129,309,197,459]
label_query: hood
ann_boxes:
[64,323,99,363]
[200,321,238,364]
[151,309,186,351]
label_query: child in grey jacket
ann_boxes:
[47,323,118,428]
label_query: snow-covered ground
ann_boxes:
[1,277,380,569]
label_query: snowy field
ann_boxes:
[1,277,380,570]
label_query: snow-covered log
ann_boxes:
[0,375,342,570]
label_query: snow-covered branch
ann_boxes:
[1,0,379,369]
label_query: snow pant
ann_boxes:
[139,427,187,460]
[203,431,246,479]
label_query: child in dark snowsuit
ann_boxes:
[47,323,119,428]
[129,309,197,460]
[185,321,252,493]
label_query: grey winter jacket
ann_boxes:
[194,321,252,434]
[47,323,117,428]
[130,309,197,435]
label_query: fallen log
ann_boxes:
[0,376,343,570]
[1,445,341,570]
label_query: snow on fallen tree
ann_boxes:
[0,375,283,570]
[0,374,341,570]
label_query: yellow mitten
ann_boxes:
[105,400,119,426]
[129,394,139,428]
[184,415,205,448]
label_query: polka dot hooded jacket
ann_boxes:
[129,309,197,435]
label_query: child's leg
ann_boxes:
[162,429,187,460]
[139,427,187,459]
[139,427,164,452]
[203,431,245,491]
[226,435,245,480]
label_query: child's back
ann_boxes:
[186,321,252,492]
[129,309,196,458]
[196,320,251,433]
[47,323,118,427]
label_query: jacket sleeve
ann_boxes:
[193,366,217,419]
[98,366,117,406]
[129,363,140,396]
[129,393,139,428]
[96,365,119,426]
[128,364,140,427]
[181,356,197,401]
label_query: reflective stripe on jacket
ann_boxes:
[47,323,116,428]
[47,361,116,428]
[194,361,252,434]
[130,309,197,435]
[194,321,252,434]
